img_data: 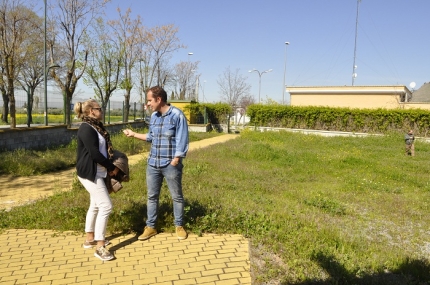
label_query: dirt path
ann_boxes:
[0,134,238,211]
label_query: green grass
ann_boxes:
[1,130,430,284]
[0,127,222,176]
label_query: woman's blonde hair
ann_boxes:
[74,99,99,119]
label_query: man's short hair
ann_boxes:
[149,86,167,103]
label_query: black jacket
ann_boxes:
[76,123,116,181]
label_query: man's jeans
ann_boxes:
[146,162,184,228]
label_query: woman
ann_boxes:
[74,99,119,261]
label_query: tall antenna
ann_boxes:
[352,0,361,86]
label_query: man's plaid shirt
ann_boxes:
[146,105,189,168]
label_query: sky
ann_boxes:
[87,0,430,104]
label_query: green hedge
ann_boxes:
[185,102,232,124]
[246,105,430,136]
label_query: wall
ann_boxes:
[168,100,193,122]
[402,103,430,110]
[0,121,146,151]
[287,85,411,109]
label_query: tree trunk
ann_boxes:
[65,89,73,128]
[8,90,16,128]
[124,88,131,123]
[1,92,9,123]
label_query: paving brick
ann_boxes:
[50,277,77,284]
[198,249,217,256]
[177,271,201,279]
[74,274,100,283]
[116,274,141,282]
[195,254,217,261]
[215,278,241,285]
[183,265,206,273]
[219,272,242,280]
[239,276,252,284]
[157,274,180,283]
[205,262,227,270]
[224,266,248,273]
[196,275,219,283]
[1,274,25,282]
[15,276,41,284]
[145,265,168,274]
[36,264,60,273]
[227,261,250,268]
[131,276,157,285]
[173,278,198,285]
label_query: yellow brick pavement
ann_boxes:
[1,134,252,284]
[0,230,251,285]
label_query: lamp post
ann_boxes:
[282,42,290,105]
[186,52,193,99]
[249,68,272,103]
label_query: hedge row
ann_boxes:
[246,105,430,136]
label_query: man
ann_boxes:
[123,86,189,240]
[405,130,415,156]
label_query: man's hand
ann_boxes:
[171,157,180,166]
[123,129,135,137]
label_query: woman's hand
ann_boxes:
[109,167,120,177]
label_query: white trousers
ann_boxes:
[78,175,112,241]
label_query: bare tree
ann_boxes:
[217,66,251,107]
[82,17,123,123]
[49,0,108,127]
[143,24,185,89]
[107,7,141,123]
[17,22,45,125]
[0,1,38,128]
[172,60,200,100]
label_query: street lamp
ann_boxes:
[282,42,290,105]
[44,64,60,125]
[186,52,193,99]
[43,0,60,126]
[249,68,272,103]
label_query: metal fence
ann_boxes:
[0,87,145,125]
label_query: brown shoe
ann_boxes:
[176,226,188,240]
[138,226,157,240]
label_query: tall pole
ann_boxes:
[282,42,290,104]
[352,0,360,86]
[187,52,193,99]
[43,0,48,125]
[249,69,272,103]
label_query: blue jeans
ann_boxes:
[146,162,184,228]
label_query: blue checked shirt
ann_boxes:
[146,105,189,168]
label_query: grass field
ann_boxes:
[1,130,430,284]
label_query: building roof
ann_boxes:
[410,82,430,102]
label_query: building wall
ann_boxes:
[168,100,193,122]
[291,94,401,109]
[402,103,430,110]
[287,85,413,110]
